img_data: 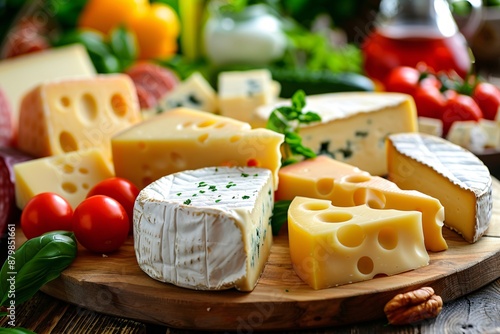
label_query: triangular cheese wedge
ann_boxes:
[111,108,284,190]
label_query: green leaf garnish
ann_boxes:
[266,90,321,164]
[271,200,292,235]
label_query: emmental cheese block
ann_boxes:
[387,133,493,243]
[288,196,429,289]
[14,148,114,209]
[0,44,96,131]
[253,92,417,176]
[134,166,274,291]
[276,155,447,252]
[111,108,284,190]
[17,74,142,160]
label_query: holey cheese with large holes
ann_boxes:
[387,133,493,243]
[288,197,429,290]
[133,166,274,291]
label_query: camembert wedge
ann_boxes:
[387,133,493,243]
[134,166,274,291]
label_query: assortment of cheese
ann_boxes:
[0,44,494,292]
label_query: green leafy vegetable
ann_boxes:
[271,200,292,235]
[0,327,37,334]
[0,231,77,309]
[266,90,321,165]
[109,25,138,71]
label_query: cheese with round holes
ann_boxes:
[276,155,447,252]
[288,196,429,289]
[17,74,142,160]
[253,92,417,176]
[111,108,284,190]
[13,148,114,209]
[387,133,493,243]
[134,166,274,291]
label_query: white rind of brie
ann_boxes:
[134,166,274,291]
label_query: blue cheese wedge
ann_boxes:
[253,92,417,176]
[387,133,493,243]
[134,166,274,291]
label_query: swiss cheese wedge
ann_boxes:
[276,155,447,252]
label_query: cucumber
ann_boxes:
[269,68,375,98]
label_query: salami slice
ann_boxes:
[0,87,14,147]
[0,147,33,258]
[126,62,179,109]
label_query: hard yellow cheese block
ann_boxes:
[276,155,447,252]
[387,133,493,243]
[253,92,417,176]
[14,148,114,209]
[111,108,284,190]
[17,74,142,160]
[288,196,429,289]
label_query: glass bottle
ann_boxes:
[361,0,482,87]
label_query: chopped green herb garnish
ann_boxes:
[183,199,192,205]
[199,190,205,194]
[198,181,207,187]
[253,173,258,177]
[242,195,250,200]
[177,192,182,196]
[215,199,221,203]
[241,173,249,177]
[209,185,217,192]
[266,90,321,165]
[226,181,236,188]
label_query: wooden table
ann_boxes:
[1,282,500,333]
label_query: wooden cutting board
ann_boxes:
[37,179,500,331]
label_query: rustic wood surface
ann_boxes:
[0,179,497,333]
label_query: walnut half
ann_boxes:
[384,287,443,325]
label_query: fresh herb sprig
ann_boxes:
[271,200,292,236]
[266,90,321,166]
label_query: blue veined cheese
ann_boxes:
[134,166,274,291]
[253,92,417,176]
[155,72,218,114]
[218,69,280,123]
[387,133,493,243]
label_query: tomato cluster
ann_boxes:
[385,66,500,136]
[21,177,139,253]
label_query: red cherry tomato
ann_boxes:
[441,94,483,136]
[384,66,420,96]
[413,84,446,119]
[86,177,139,233]
[72,195,129,253]
[21,192,73,239]
[473,82,500,120]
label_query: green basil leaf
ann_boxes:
[298,111,322,124]
[291,89,306,110]
[0,232,77,307]
[271,200,292,236]
[109,25,138,71]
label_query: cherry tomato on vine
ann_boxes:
[384,66,420,95]
[86,177,139,233]
[21,192,73,239]
[72,195,129,253]
[441,94,483,136]
[413,84,446,119]
[473,82,500,120]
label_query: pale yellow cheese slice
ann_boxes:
[288,196,429,289]
[276,155,447,252]
[111,108,284,190]
[14,148,114,209]
[387,133,493,243]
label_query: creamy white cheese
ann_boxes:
[134,166,274,291]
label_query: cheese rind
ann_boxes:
[134,166,274,291]
[254,92,417,176]
[17,74,142,160]
[387,133,493,243]
[111,108,284,190]
[276,155,447,251]
[13,148,114,209]
[288,196,429,289]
